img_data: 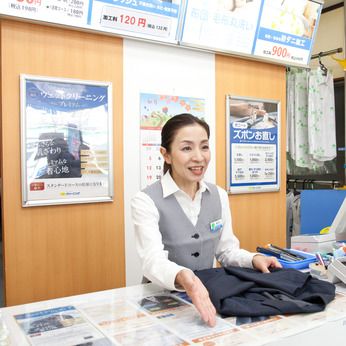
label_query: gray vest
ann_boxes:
[143,181,222,271]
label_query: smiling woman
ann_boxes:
[130,113,282,327]
[160,114,211,198]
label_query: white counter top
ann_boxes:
[0,282,345,345]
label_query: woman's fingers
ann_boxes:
[252,254,282,273]
[186,277,216,327]
[175,269,216,327]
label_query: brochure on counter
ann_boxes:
[12,290,346,346]
[14,305,112,346]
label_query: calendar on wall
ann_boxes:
[140,93,206,189]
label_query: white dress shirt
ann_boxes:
[131,171,255,291]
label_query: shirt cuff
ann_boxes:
[172,267,195,292]
[249,252,262,268]
[145,263,193,292]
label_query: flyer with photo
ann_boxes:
[137,294,190,315]
[14,305,112,346]
[79,298,189,346]
[135,294,238,344]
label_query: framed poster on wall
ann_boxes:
[20,74,113,206]
[226,95,280,194]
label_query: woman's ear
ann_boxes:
[160,146,171,164]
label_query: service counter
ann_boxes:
[0,282,346,345]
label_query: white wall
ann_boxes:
[311,7,345,78]
[123,40,216,286]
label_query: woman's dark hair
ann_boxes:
[161,113,210,174]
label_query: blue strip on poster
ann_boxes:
[257,27,312,50]
[15,306,76,320]
[26,81,108,112]
[230,126,277,145]
[251,0,265,55]
[87,0,94,24]
[91,0,180,18]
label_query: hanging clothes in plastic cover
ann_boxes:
[286,67,337,174]
[308,67,336,161]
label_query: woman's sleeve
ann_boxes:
[215,187,256,268]
[131,191,192,291]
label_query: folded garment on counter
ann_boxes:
[195,266,335,317]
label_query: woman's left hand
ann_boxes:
[252,254,282,273]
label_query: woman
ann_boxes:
[131,114,281,327]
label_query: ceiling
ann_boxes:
[323,0,344,8]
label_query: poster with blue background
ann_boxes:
[21,75,113,206]
[226,95,280,194]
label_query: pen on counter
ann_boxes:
[256,247,299,262]
[315,252,327,269]
[267,244,306,261]
[265,245,302,262]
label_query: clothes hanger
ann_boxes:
[318,53,328,76]
[293,179,300,196]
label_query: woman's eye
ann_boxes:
[182,146,192,152]
[202,145,209,150]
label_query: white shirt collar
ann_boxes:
[161,171,209,198]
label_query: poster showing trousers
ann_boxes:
[226,95,280,194]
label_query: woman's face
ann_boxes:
[161,124,210,189]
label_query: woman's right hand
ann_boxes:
[175,269,216,327]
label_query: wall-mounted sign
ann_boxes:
[180,0,322,67]
[90,0,182,43]
[252,0,322,65]
[226,95,280,194]
[20,74,113,206]
[0,0,183,44]
[180,0,263,55]
[0,0,90,27]
[0,0,322,67]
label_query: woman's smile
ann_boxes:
[160,124,210,198]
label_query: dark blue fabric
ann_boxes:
[195,267,335,317]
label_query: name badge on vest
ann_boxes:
[210,219,223,233]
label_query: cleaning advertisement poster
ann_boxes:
[20,74,113,206]
[226,95,280,194]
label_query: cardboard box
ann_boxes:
[291,233,335,253]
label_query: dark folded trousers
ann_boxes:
[195,266,335,317]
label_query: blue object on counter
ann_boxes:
[276,249,317,269]
[260,249,317,269]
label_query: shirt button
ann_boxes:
[191,233,200,239]
[191,252,200,257]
